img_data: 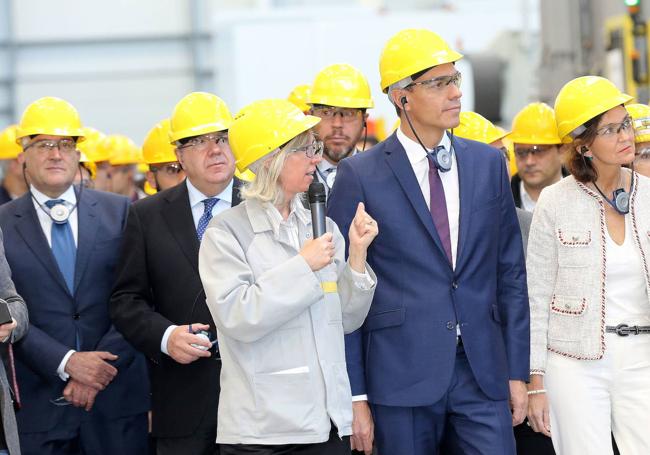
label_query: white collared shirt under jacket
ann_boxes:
[198,196,376,445]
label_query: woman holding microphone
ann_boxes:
[526,76,650,453]
[199,99,377,454]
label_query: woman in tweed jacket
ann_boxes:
[526,76,650,454]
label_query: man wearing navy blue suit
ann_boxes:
[328,29,530,454]
[0,97,149,454]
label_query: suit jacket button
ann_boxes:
[446,321,455,330]
[452,281,458,290]
[72,313,80,320]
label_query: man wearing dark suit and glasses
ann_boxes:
[110,92,242,455]
[0,96,149,454]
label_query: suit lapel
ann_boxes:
[231,177,244,207]
[453,137,475,270]
[74,189,98,294]
[383,134,448,262]
[162,183,200,272]
[12,194,71,295]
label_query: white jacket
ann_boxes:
[527,172,650,374]
[198,198,376,444]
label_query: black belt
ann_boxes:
[605,324,650,336]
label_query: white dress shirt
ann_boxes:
[396,127,460,269]
[30,185,79,380]
[353,130,461,403]
[160,178,235,355]
[520,180,537,212]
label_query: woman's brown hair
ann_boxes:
[564,112,604,183]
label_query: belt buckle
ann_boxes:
[615,323,630,337]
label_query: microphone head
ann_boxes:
[308,181,326,204]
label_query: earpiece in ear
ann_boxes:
[400,96,408,106]
[580,146,589,154]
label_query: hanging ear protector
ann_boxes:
[593,169,635,215]
[398,93,452,172]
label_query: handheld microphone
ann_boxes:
[308,182,327,238]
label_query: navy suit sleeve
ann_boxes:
[495,156,530,381]
[16,324,71,382]
[328,158,368,396]
[95,197,138,369]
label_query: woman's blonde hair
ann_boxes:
[240,130,312,206]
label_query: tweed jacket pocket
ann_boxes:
[548,295,586,342]
[556,229,592,267]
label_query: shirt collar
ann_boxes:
[186,178,233,208]
[263,195,311,236]
[396,127,452,167]
[317,158,337,174]
[31,184,77,207]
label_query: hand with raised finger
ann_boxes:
[348,202,378,273]
[300,232,335,272]
[166,324,212,364]
[64,351,118,390]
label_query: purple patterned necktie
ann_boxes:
[428,147,452,264]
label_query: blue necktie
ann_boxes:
[197,198,219,241]
[45,199,76,293]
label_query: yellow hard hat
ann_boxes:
[308,64,374,109]
[507,103,562,145]
[235,169,256,182]
[453,111,507,144]
[626,103,650,144]
[79,151,97,180]
[143,119,177,164]
[379,29,463,93]
[77,127,107,162]
[229,99,320,173]
[287,84,312,113]
[169,92,233,143]
[100,135,143,166]
[15,97,85,143]
[144,181,157,195]
[554,76,633,143]
[0,125,22,160]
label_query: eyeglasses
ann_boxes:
[596,116,633,137]
[290,141,324,158]
[50,396,71,407]
[514,145,555,159]
[25,138,77,155]
[178,133,228,152]
[311,107,363,123]
[407,71,462,91]
[150,162,182,175]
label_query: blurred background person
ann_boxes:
[0,126,27,205]
[200,98,377,453]
[627,103,650,177]
[105,134,146,201]
[507,103,566,212]
[78,127,111,193]
[142,119,185,194]
[0,96,150,455]
[527,76,650,454]
[308,64,373,196]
